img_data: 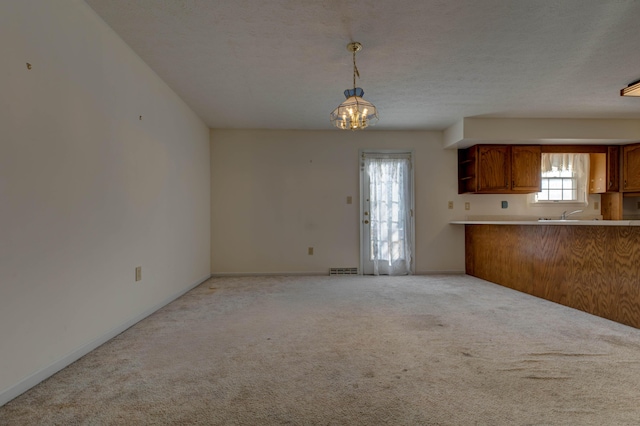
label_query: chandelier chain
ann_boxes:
[353,50,360,89]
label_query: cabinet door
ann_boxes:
[623,144,640,192]
[606,146,619,192]
[511,145,541,192]
[589,153,606,193]
[477,145,510,192]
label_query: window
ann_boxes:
[536,169,577,202]
[533,153,589,204]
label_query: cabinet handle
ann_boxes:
[624,180,627,188]
[609,180,612,188]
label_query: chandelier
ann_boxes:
[330,42,379,130]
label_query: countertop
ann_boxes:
[450,220,640,226]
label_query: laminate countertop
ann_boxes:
[450,220,640,226]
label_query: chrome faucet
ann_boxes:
[561,209,583,220]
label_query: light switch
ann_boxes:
[347,196,352,204]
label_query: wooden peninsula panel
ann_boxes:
[465,225,640,328]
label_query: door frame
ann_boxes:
[359,149,416,275]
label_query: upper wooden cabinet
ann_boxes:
[458,145,541,194]
[589,146,620,193]
[623,143,640,193]
[477,145,510,192]
[511,145,543,192]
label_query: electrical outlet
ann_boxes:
[135,266,142,282]
[594,201,599,210]
[448,201,454,209]
[308,247,314,255]
[347,196,352,205]
[465,202,470,211]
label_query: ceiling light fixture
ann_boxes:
[330,42,378,130]
[620,79,640,97]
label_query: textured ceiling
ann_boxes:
[85,0,640,131]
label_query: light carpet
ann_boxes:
[2,274,640,425]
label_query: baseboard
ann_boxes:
[0,273,212,407]
[414,270,466,275]
[211,271,466,277]
[210,271,328,277]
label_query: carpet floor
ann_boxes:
[2,274,640,425]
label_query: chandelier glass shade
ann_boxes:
[330,88,379,130]
[330,42,378,130]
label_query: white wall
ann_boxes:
[0,1,210,404]
[210,129,466,275]
[210,129,611,276]
[444,118,640,148]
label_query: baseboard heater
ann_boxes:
[329,267,359,276]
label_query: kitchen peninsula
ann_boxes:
[452,220,640,329]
